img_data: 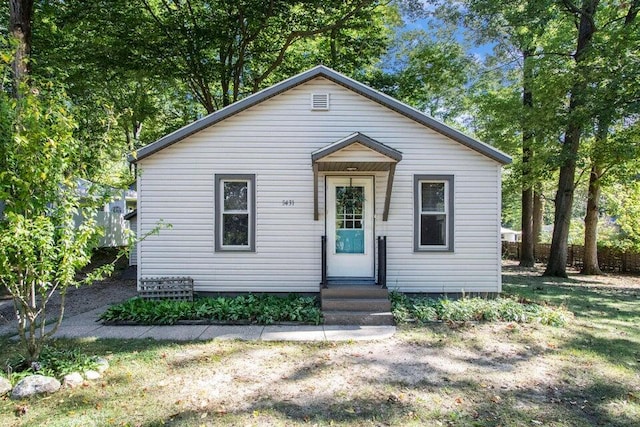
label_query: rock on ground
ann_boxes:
[84,370,101,380]
[0,376,11,396]
[62,372,84,388]
[95,357,109,373]
[11,375,61,399]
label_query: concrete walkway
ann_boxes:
[3,305,396,342]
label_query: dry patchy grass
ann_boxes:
[0,264,639,426]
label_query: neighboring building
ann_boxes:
[129,66,511,295]
[75,179,137,248]
[501,227,522,243]
[124,210,138,266]
[1,180,136,249]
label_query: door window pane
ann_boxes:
[335,186,364,253]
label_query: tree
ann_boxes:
[580,2,639,274]
[605,180,640,252]
[31,0,393,176]
[0,71,112,362]
[361,9,478,126]
[543,0,599,277]
[134,0,386,113]
[463,0,576,268]
[8,0,33,90]
[443,1,569,268]
[3,3,123,361]
[544,0,640,277]
[385,29,476,122]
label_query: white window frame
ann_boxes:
[414,175,454,252]
[215,174,256,252]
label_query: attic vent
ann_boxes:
[311,93,330,110]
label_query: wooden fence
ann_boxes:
[502,242,640,274]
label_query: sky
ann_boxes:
[399,4,495,60]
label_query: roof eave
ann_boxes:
[129,65,512,165]
[129,66,329,163]
[311,132,403,163]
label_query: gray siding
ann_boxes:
[137,77,502,293]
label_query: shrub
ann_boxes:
[5,344,99,384]
[390,291,571,326]
[100,294,323,325]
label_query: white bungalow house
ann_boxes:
[129,66,511,308]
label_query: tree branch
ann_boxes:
[625,0,640,24]
[254,0,375,87]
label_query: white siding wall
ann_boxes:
[138,77,502,293]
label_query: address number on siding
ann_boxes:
[282,200,295,206]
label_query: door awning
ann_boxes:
[312,132,402,221]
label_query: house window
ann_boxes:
[414,175,454,252]
[215,174,256,252]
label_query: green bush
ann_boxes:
[5,344,99,384]
[100,294,323,325]
[390,291,571,326]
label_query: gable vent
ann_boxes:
[311,93,330,110]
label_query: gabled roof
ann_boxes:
[129,65,511,165]
[311,132,403,162]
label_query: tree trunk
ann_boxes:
[520,184,535,266]
[544,122,581,277]
[582,113,610,275]
[582,163,602,274]
[519,49,535,267]
[330,28,338,69]
[580,2,637,275]
[9,0,34,93]
[533,189,544,245]
[544,0,599,277]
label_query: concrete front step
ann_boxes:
[323,311,395,326]
[321,285,394,326]
[322,298,391,312]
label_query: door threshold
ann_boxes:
[326,277,377,286]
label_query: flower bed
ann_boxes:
[390,292,571,326]
[100,294,323,325]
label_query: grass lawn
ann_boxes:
[1,263,639,426]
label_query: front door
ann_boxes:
[326,176,374,277]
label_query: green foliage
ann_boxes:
[100,294,323,325]
[34,0,393,152]
[5,344,99,384]
[390,29,476,121]
[390,291,571,327]
[0,50,116,362]
[604,182,640,251]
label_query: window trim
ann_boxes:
[414,175,454,252]
[215,174,256,252]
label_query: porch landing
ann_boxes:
[321,281,394,326]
